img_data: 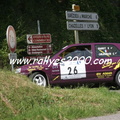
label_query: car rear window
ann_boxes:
[95,44,120,58]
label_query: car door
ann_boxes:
[51,44,96,83]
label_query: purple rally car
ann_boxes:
[15,43,120,87]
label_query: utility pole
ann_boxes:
[72,4,80,44]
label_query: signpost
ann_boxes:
[27,44,52,55]
[27,34,51,44]
[67,21,99,30]
[66,4,99,44]
[26,20,52,59]
[6,25,17,71]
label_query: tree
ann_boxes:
[0,0,119,68]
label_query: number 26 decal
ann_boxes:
[68,66,78,75]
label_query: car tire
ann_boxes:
[29,72,47,87]
[115,71,120,88]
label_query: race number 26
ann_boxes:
[68,66,78,75]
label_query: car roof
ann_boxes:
[62,43,120,49]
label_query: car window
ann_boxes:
[95,44,120,58]
[59,45,92,60]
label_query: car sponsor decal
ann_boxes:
[114,60,120,70]
[96,72,112,78]
[102,60,120,70]
[60,60,86,80]
[53,75,59,81]
[27,65,44,72]
[98,49,111,57]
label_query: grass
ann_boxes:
[1,70,120,120]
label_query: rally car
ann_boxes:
[15,43,120,87]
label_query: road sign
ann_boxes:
[27,44,52,55]
[27,34,51,44]
[8,53,17,60]
[67,21,99,30]
[66,11,98,21]
[6,25,16,52]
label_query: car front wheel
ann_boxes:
[115,71,120,88]
[29,72,47,87]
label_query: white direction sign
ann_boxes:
[66,11,98,21]
[67,21,99,30]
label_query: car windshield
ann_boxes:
[50,45,68,59]
[59,45,92,60]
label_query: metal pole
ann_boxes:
[74,30,79,44]
[9,53,14,72]
[11,63,14,72]
[37,20,41,34]
[72,4,79,44]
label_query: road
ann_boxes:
[79,111,120,120]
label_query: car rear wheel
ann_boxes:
[115,71,120,87]
[29,72,47,87]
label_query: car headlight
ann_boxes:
[15,68,21,73]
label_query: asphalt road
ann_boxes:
[79,111,120,120]
[78,89,120,120]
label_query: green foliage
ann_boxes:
[0,0,119,67]
[0,38,9,68]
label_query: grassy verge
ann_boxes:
[0,70,120,120]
